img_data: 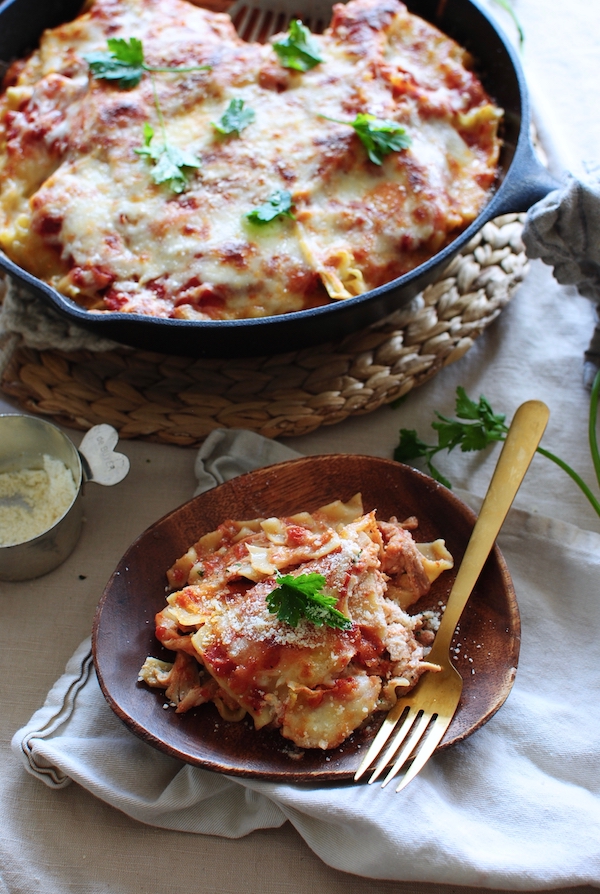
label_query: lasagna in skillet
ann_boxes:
[0,0,502,321]
[138,495,453,750]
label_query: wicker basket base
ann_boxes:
[0,215,527,445]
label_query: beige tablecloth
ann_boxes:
[2,0,600,891]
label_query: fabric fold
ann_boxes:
[522,166,600,375]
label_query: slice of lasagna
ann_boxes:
[139,494,453,750]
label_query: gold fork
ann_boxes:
[354,398,550,792]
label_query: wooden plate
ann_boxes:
[92,455,520,782]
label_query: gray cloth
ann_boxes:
[193,428,300,494]
[0,277,119,356]
[522,167,600,377]
[523,166,600,303]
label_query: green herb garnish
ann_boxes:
[135,121,201,193]
[394,382,600,518]
[86,37,208,192]
[246,189,295,224]
[212,98,256,136]
[84,37,146,88]
[395,388,507,488]
[266,572,352,629]
[321,113,411,165]
[84,37,210,90]
[272,20,323,72]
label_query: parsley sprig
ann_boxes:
[266,572,352,630]
[246,189,295,224]
[84,37,210,90]
[86,37,208,192]
[321,113,411,165]
[394,382,600,518]
[273,20,323,71]
[212,98,256,136]
[135,120,201,193]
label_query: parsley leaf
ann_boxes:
[246,189,295,224]
[433,389,508,452]
[85,37,210,90]
[273,20,323,72]
[85,37,145,89]
[320,112,411,165]
[266,572,352,629]
[134,122,201,193]
[346,114,411,165]
[212,98,256,136]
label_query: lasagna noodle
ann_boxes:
[296,222,367,300]
[0,0,502,320]
[139,495,453,751]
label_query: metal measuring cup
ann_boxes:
[0,414,129,581]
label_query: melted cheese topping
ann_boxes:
[139,494,453,751]
[0,0,502,321]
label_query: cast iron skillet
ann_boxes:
[0,0,558,358]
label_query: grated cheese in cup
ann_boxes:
[0,454,77,546]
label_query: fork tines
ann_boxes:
[355,703,450,792]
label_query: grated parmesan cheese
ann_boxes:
[0,454,77,546]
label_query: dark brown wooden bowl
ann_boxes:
[92,455,520,782]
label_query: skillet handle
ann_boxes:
[491,135,561,217]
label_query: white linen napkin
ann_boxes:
[11,429,600,888]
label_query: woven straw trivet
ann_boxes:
[0,214,527,445]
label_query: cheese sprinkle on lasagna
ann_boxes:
[0,0,502,321]
[138,495,453,751]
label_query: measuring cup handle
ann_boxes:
[78,424,130,486]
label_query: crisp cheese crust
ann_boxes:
[138,495,453,751]
[0,0,502,321]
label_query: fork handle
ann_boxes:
[428,399,549,663]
